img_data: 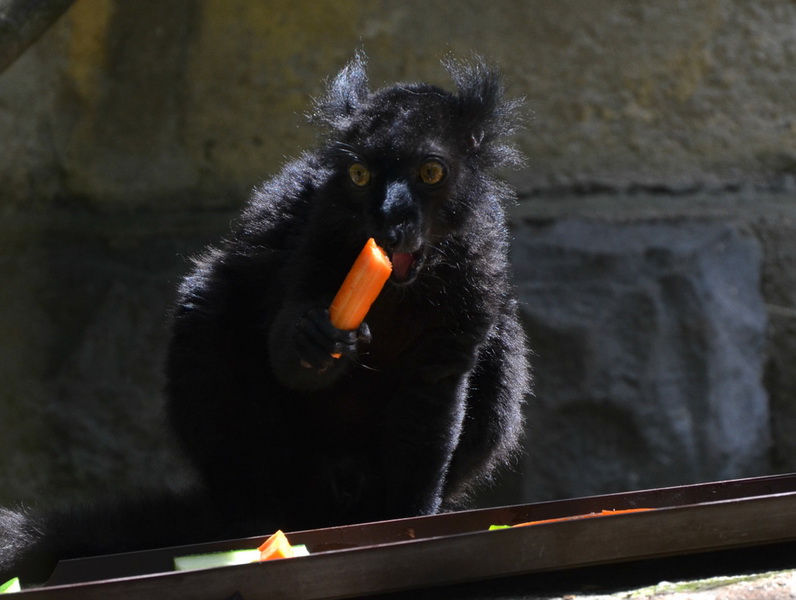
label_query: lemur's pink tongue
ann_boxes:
[391,252,414,281]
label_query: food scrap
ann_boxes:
[489,508,654,530]
[173,549,262,572]
[173,530,308,572]
[0,578,19,594]
[257,529,299,561]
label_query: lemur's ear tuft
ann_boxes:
[310,51,370,130]
[444,55,527,169]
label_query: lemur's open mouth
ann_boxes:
[390,250,425,284]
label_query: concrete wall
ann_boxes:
[1,0,795,509]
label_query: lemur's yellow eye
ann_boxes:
[348,163,371,187]
[419,160,446,185]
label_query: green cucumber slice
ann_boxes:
[0,577,20,594]
[174,545,309,571]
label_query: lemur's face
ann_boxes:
[329,87,473,284]
[313,55,523,285]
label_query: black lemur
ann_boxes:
[0,53,530,583]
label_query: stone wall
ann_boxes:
[514,217,769,498]
[1,0,794,509]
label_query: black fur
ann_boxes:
[0,53,530,584]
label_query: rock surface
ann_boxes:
[497,219,769,502]
[0,211,229,507]
[559,570,796,600]
[1,1,796,208]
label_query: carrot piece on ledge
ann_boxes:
[329,237,392,333]
[511,508,654,528]
[258,530,295,561]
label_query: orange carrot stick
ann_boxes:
[329,238,392,332]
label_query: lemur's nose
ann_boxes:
[377,180,421,253]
